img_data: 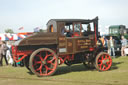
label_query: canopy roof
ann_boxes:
[47,17,98,25]
[109,25,125,29]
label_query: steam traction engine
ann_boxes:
[12,17,112,77]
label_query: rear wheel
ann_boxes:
[29,48,58,77]
[95,52,112,71]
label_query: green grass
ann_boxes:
[0,56,128,85]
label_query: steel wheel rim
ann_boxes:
[31,49,57,76]
[97,53,112,71]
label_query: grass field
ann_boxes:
[0,56,128,85]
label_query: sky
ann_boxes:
[0,0,128,34]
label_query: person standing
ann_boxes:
[101,36,105,46]
[6,42,13,65]
[121,36,127,56]
[104,37,108,47]
[108,36,115,58]
[0,41,8,66]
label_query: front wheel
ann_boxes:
[95,52,112,71]
[29,48,58,77]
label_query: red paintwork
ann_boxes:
[32,50,57,76]
[72,32,80,37]
[11,46,33,63]
[97,54,112,71]
[94,24,97,46]
[12,45,74,66]
[58,54,74,65]
[89,47,94,51]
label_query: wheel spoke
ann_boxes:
[36,61,41,64]
[106,61,110,65]
[106,59,112,65]
[98,60,103,70]
[98,59,102,63]
[36,64,43,71]
[45,65,53,71]
[34,60,41,64]
[44,52,53,60]
[44,65,48,74]
[102,65,105,70]
[30,48,58,77]
[40,68,43,74]
[101,55,104,60]
[47,53,54,57]
[51,57,56,62]
[103,65,106,69]
[51,62,55,66]
[99,64,102,70]
[47,57,56,64]
[36,52,44,61]
[105,55,108,60]
[44,51,48,60]
[33,60,41,66]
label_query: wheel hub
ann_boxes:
[42,60,47,65]
[102,60,106,64]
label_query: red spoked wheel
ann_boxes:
[29,48,58,77]
[95,52,112,71]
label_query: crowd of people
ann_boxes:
[98,35,128,58]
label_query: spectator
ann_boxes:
[97,36,103,47]
[121,36,127,56]
[100,36,105,46]
[61,27,66,35]
[6,42,13,65]
[0,41,8,66]
[108,36,115,58]
[104,37,108,47]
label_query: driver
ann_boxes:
[61,27,72,37]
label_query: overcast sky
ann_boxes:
[0,0,128,34]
